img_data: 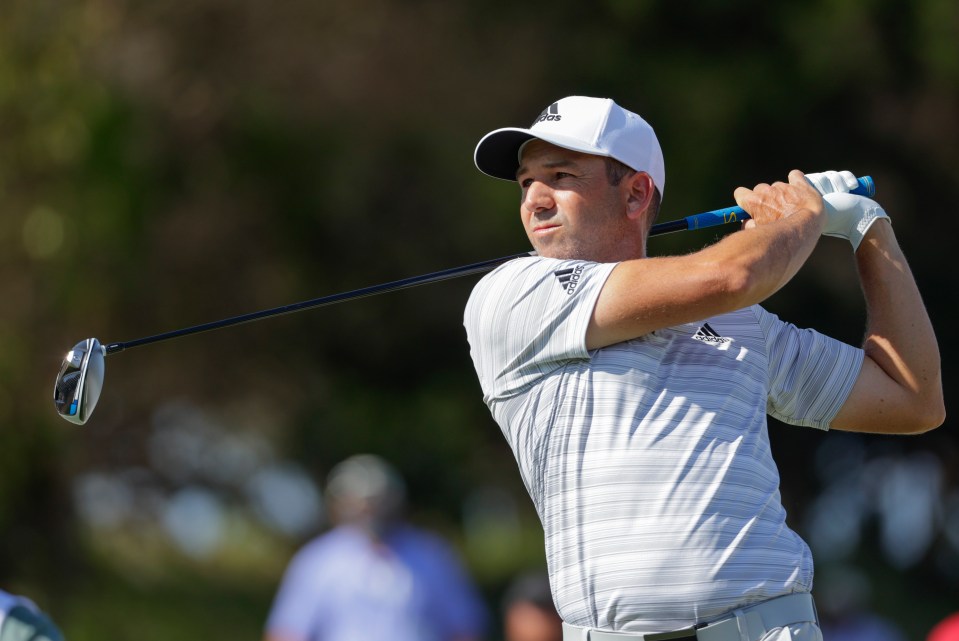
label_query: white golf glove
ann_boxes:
[806,170,890,252]
[805,169,861,195]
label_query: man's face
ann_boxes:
[516,140,635,261]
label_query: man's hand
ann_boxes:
[822,193,890,252]
[734,169,826,230]
[805,169,891,252]
[804,169,861,195]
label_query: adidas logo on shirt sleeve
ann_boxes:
[553,264,586,295]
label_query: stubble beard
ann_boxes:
[529,222,645,263]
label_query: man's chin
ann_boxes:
[531,242,585,261]
[531,246,565,259]
[528,238,564,259]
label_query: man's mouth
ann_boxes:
[532,224,560,234]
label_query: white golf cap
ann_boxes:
[474,95,665,195]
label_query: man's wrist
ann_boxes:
[855,217,894,253]
[793,206,827,235]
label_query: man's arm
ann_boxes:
[587,170,826,350]
[831,220,944,433]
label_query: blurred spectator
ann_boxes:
[928,613,959,641]
[816,565,906,641]
[501,571,561,641]
[0,589,64,641]
[263,454,488,641]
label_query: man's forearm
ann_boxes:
[704,206,824,308]
[855,221,944,426]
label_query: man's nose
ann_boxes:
[524,181,555,214]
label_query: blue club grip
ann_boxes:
[671,175,875,234]
[853,175,875,197]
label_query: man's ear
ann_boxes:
[625,172,655,220]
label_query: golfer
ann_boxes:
[464,96,944,641]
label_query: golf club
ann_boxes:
[53,175,875,425]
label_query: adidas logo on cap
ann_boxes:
[533,102,562,124]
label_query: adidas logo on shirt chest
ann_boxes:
[692,322,731,345]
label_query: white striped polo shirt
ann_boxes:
[464,255,863,632]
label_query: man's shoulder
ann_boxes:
[473,254,550,287]
[467,255,544,315]
[293,526,365,558]
[470,255,613,300]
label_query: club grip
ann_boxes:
[674,175,875,233]
[852,175,875,197]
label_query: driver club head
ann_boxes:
[54,338,105,425]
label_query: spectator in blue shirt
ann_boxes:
[264,454,488,641]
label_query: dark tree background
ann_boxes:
[1,1,956,639]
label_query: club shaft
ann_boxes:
[103,252,535,354]
[104,175,874,355]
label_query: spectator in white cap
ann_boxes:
[464,96,942,640]
[263,454,488,641]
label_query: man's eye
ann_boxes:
[556,172,573,179]
[520,178,534,188]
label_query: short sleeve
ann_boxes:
[754,305,864,430]
[464,256,616,402]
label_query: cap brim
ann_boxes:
[474,127,612,182]
[474,128,536,181]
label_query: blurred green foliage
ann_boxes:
[1,0,957,639]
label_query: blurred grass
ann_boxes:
[60,556,276,641]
